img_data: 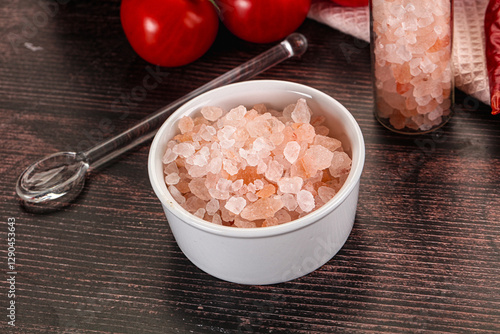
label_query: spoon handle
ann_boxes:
[82,33,308,170]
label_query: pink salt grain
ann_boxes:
[225,196,247,215]
[178,116,194,134]
[297,190,315,212]
[313,135,342,152]
[277,177,303,194]
[168,185,185,205]
[162,148,178,164]
[165,173,180,185]
[212,213,223,225]
[283,141,301,164]
[291,98,311,124]
[201,106,223,121]
[188,178,211,201]
[329,152,352,178]
[234,216,257,228]
[240,197,284,221]
[318,186,336,203]
[281,193,298,211]
[206,198,220,215]
[173,143,195,158]
[304,145,334,171]
[264,160,283,183]
[193,208,206,219]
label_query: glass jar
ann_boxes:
[370,0,454,134]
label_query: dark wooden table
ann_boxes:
[1,1,499,333]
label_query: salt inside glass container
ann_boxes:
[370,0,453,134]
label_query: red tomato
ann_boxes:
[120,0,219,67]
[217,0,311,43]
[330,0,368,7]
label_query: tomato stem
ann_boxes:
[208,0,221,14]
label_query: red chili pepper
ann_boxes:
[485,0,500,115]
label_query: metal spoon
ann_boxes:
[16,33,308,211]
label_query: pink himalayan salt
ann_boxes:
[297,190,315,212]
[262,210,292,227]
[291,98,311,124]
[283,141,301,164]
[234,216,257,228]
[304,145,334,171]
[329,152,352,178]
[168,185,185,205]
[313,135,342,152]
[231,179,244,192]
[277,177,303,194]
[212,214,223,225]
[256,184,276,198]
[246,192,259,202]
[173,143,195,158]
[201,106,223,121]
[256,160,267,174]
[318,186,336,203]
[372,0,452,131]
[178,116,194,134]
[264,160,283,183]
[163,161,178,175]
[281,193,298,211]
[165,173,180,185]
[293,123,316,144]
[314,125,329,136]
[225,196,247,215]
[162,148,178,164]
[188,178,211,201]
[253,179,264,190]
[275,209,292,224]
[206,198,219,215]
[184,196,206,213]
[193,208,205,219]
[240,197,284,221]
[163,99,352,228]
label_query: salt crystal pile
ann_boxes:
[162,99,352,228]
[372,0,452,132]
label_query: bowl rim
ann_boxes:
[148,80,365,239]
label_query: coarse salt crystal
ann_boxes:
[225,196,247,215]
[329,151,352,178]
[240,197,284,221]
[173,143,195,158]
[212,213,222,225]
[162,148,178,164]
[206,198,220,215]
[168,185,185,205]
[165,173,180,185]
[281,193,298,211]
[277,177,303,194]
[193,208,206,219]
[318,186,336,203]
[231,179,244,192]
[283,141,301,164]
[297,190,315,213]
[264,160,284,183]
[291,98,311,124]
[178,116,194,134]
[201,106,223,121]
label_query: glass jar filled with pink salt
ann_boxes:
[370,0,453,134]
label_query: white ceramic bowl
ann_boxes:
[148,80,365,285]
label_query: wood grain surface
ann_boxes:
[1,0,499,333]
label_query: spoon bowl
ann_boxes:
[16,152,89,209]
